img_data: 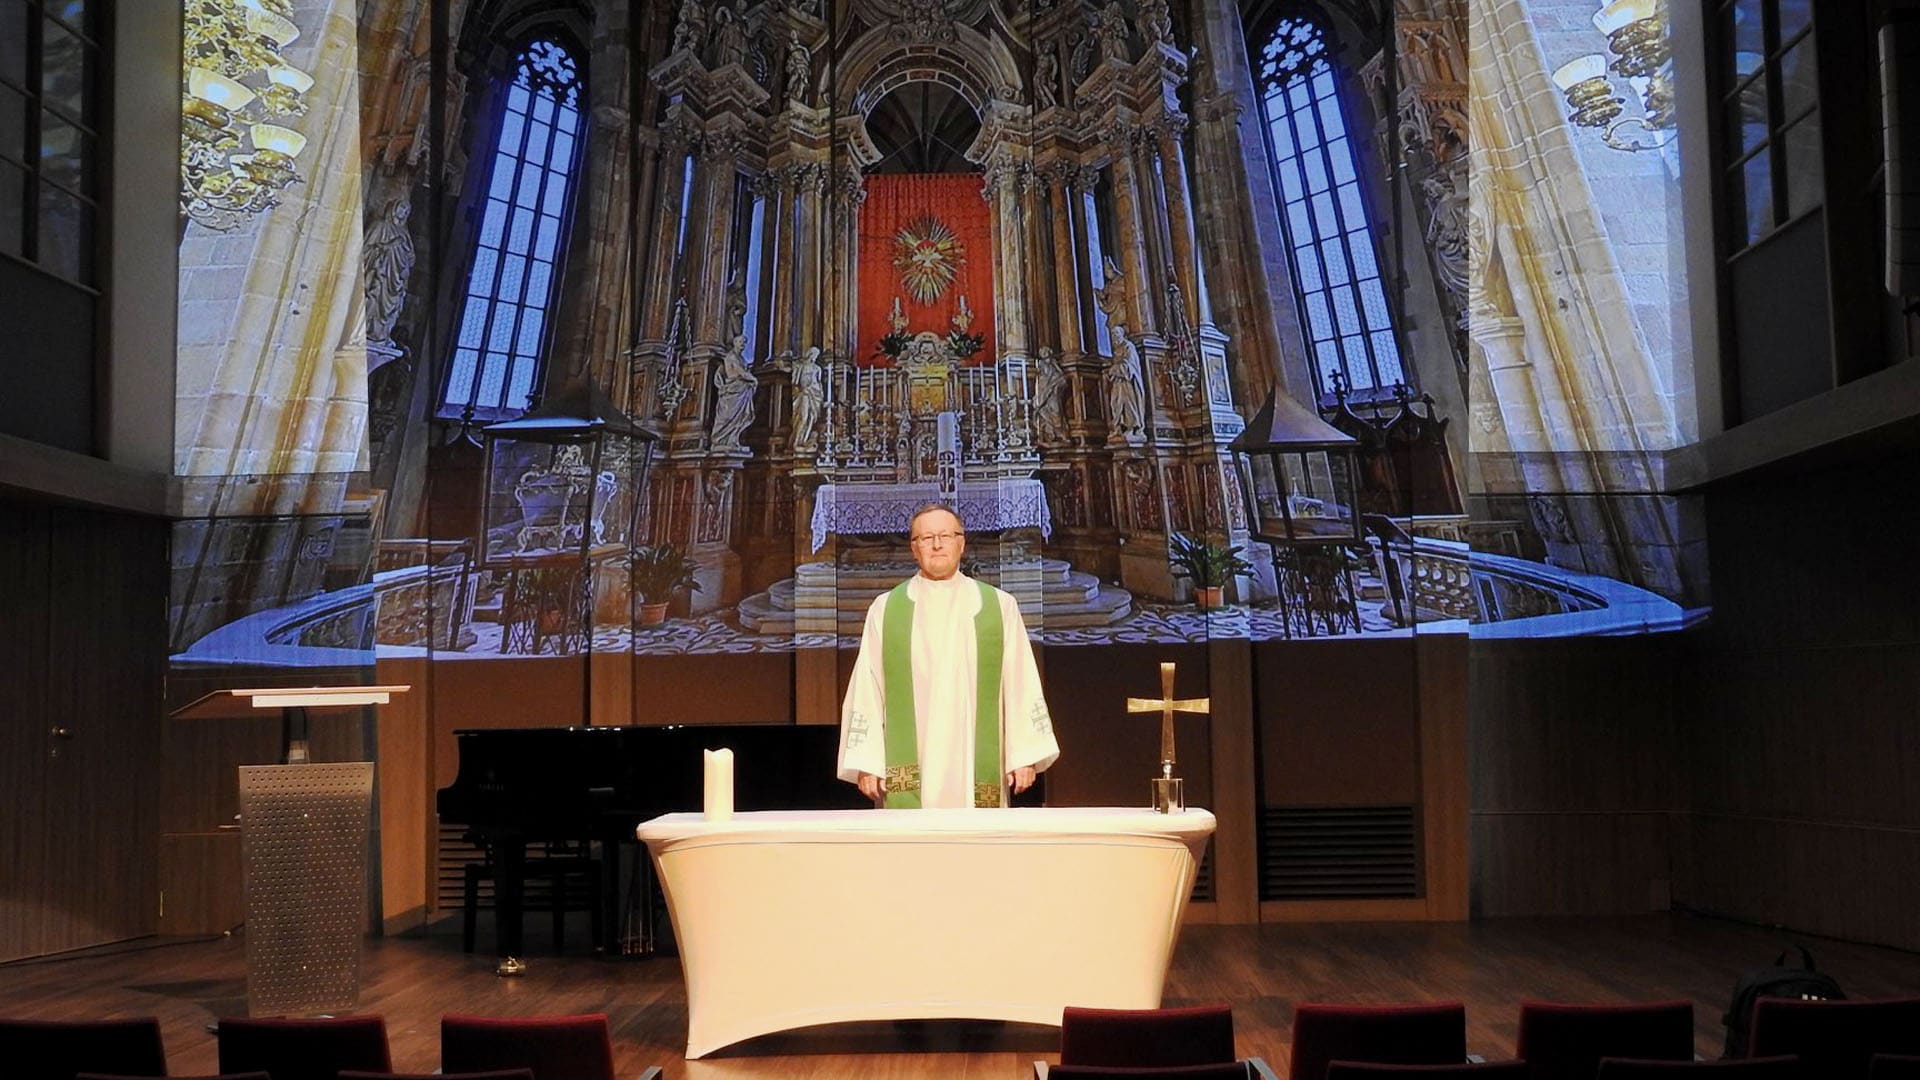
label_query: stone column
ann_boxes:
[638,124,695,344]
[984,158,1032,359]
[682,128,744,350]
[827,162,864,359]
[793,163,827,353]
[1046,165,1084,357]
[1156,119,1202,331]
[547,4,632,384]
[1105,128,1159,337]
[765,165,798,357]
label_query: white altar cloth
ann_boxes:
[809,479,1053,552]
[635,807,1215,1058]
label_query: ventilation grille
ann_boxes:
[1191,838,1214,902]
[1260,806,1417,900]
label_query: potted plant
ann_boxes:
[629,543,702,626]
[1168,531,1252,610]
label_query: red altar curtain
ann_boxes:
[856,173,996,366]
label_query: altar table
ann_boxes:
[809,479,1053,552]
[635,807,1215,1058]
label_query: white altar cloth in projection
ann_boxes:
[636,807,1215,1058]
[809,479,1053,552]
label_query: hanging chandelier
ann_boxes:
[180,0,315,231]
[1550,0,1674,153]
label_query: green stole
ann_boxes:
[880,578,1005,808]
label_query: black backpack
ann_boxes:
[1721,945,1846,1058]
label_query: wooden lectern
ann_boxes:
[171,685,409,1017]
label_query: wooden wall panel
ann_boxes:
[1254,638,1421,808]
[1677,448,1920,948]
[39,509,167,953]
[376,656,432,929]
[0,504,52,960]
[1467,635,1682,917]
[0,504,166,962]
[1417,633,1470,921]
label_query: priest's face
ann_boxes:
[909,508,966,580]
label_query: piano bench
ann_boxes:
[461,850,604,955]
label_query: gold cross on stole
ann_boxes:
[1126,661,1209,812]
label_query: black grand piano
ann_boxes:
[435,724,868,969]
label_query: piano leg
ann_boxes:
[496,839,527,976]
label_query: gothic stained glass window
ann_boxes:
[442,39,584,418]
[1255,16,1407,400]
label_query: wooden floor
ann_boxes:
[5,915,1920,1079]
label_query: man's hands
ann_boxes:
[859,766,1036,800]
[1008,765,1036,795]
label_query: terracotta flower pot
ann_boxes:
[638,601,670,626]
[1196,586,1224,610]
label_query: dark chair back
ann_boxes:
[1749,998,1920,1080]
[1048,1064,1254,1079]
[78,1074,270,1080]
[1060,1005,1237,1069]
[1871,1056,1920,1080]
[1516,1001,1695,1080]
[0,1018,169,1080]
[1595,1057,1803,1077]
[340,1071,535,1080]
[215,1015,392,1080]
[1288,1002,1468,1080]
[440,1013,616,1080]
[1326,1064,1530,1079]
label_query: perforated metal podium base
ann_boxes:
[239,762,373,1017]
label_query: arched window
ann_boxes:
[442,38,585,418]
[1255,16,1406,401]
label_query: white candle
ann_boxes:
[703,747,734,822]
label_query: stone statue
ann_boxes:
[713,2,748,69]
[725,271,748,342]
[1139,0,1174,46]
[710,332,758,450]
[1098,1,1131,65]
[791,0,820,14]
[1030,346,1068,445]
[1092,255,1128,329]
[785,31,811,105]
[672,0,708,57]
[363,196,415,345]
[789,345,824,451]
[888,295,909,335]
[1035,50,1059,110]
[1104,323,1146,443]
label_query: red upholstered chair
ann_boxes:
[1287,1003,1468,1080]
[79,1074,269,1080]
[215,1015,392,1080]
[1594,1058,1803,1077]
[1042,1064,1271,1079]
[340,1072,535,1080]
[1326,1064,1531,1079]
[0,1018,169,1080]
[1059,1005,1239,1068]
[1872,1057,1920,1080]
[441,1013,650,1080]
[1748,998,1920,1080]
[1515,1001,1695,1080]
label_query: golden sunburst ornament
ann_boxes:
[892,215,965,305]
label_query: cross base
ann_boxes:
[1151,776,1185,814]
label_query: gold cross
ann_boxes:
[1126,661,1210,769]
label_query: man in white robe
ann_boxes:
[837,504,1060,807]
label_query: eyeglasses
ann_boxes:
[910,531,964,547]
